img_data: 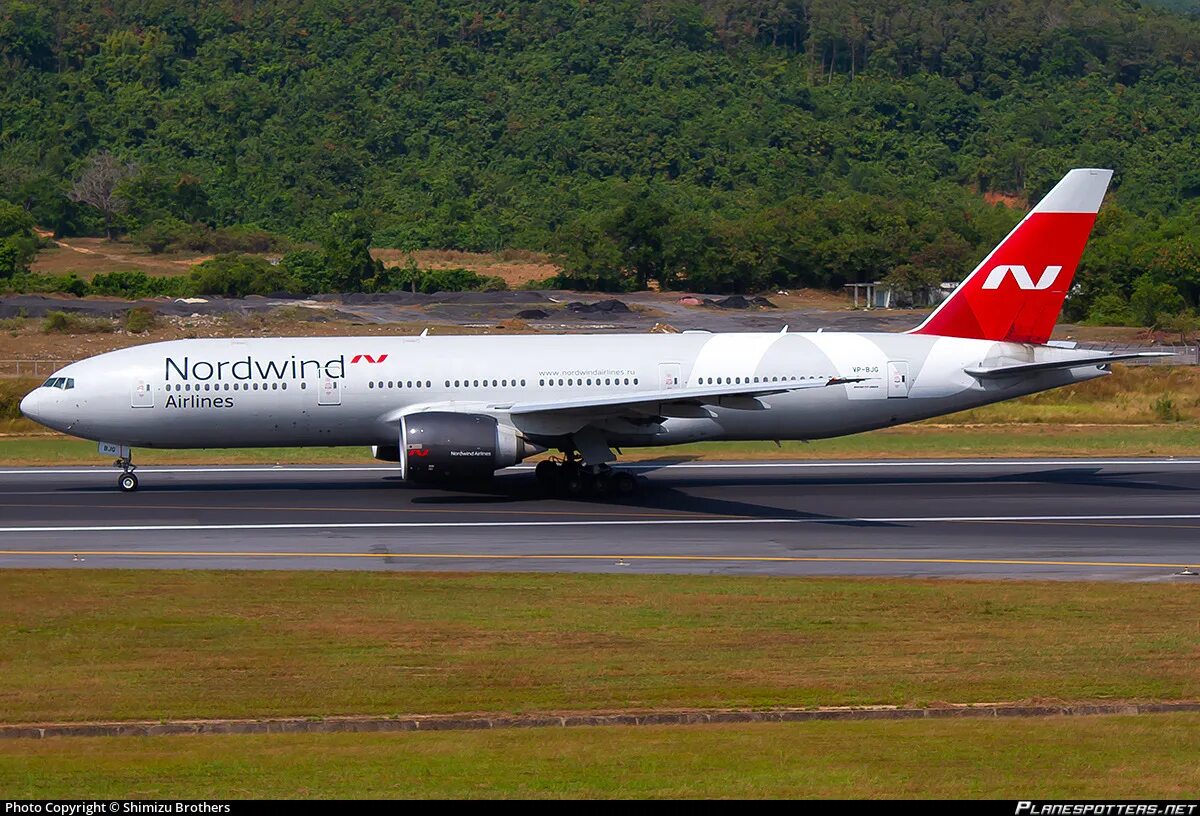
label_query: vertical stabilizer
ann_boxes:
[911,168,1112,344]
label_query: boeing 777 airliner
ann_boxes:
[20,169,1164,494]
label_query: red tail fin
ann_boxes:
[911,168,1112,344]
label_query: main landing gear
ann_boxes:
[115,455,139,492]
[535,452,638,498]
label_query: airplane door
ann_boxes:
[318,376,341,406]
[660,363,682,390]
[887,361,910,398]
[131,378,154,408]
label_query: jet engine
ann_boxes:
[398,411,541,483]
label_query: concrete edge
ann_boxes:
[3,701,1199,740]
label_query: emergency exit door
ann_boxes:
[318,376,341,406]
[660,363,682,390]
[131,379,154,408]
[887,361,910,398]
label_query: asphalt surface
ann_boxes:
[3,459,1200,581]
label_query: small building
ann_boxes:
[844,281,958,309]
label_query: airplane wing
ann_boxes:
[964,352,1173,380]
[502,376,869,416]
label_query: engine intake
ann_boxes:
[399,412,539,483]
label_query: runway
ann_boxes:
[2,458,1200,580]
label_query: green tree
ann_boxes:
[321,212,383,293]
[1130,275,1187,328]
[189,254,297,298]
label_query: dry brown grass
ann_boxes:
[372,248,561,287]
[30,237,214,279]
[939,364,1200,424]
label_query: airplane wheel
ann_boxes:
[564,470,591,497]
[612,471,637,496]
[535,460,559,488]
[592,473,613,498]
[118,473,139,492]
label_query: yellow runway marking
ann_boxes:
[0,550,1191,570]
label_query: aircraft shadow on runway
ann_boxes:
[55,465,1192,531]
[618,467,1196,493]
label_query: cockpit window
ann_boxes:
[65,378,74,390]
[40,377,73,390]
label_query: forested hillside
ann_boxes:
[3,0,1200,321]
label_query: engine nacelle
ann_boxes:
[399,412,540,483]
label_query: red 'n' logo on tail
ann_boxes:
[911,169,1112,345]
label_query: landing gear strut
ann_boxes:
[535,451,637,498]
[115,456,138,492]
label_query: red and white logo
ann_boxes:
[911,169,1111,345]
[350,354,388,364]
[981,265,1062,291]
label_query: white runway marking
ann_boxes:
[1,458,1199,476]
[2,513,1200,534]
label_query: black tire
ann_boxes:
[564,470,591,497]
[612,471,637,496]
[535,460,559,487]
[118,473,139,492]
[592,473,613,498]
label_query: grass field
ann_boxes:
[2,571,1197,725]
[1,715,1197,798]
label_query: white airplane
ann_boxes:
[20,168,1166,494]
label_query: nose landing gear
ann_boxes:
[114,456,139,492]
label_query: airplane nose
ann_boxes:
[19,390,43,423]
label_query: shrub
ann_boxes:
[133,218,289,255]
[1153,394,1183,422]
[0,378,39,421]
[189,253,298,297]
[376,265,508,294]
[1130,275,1186,328]
[90,270,192,298]
[133,217,195,253]
[124,307,157,333]
[1086,293,1134,326]
[40,310,115,334]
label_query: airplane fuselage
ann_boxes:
[20,330,1105,451]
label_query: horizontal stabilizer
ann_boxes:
[965,352,1174,379]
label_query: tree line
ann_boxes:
[3,1,1200,325]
